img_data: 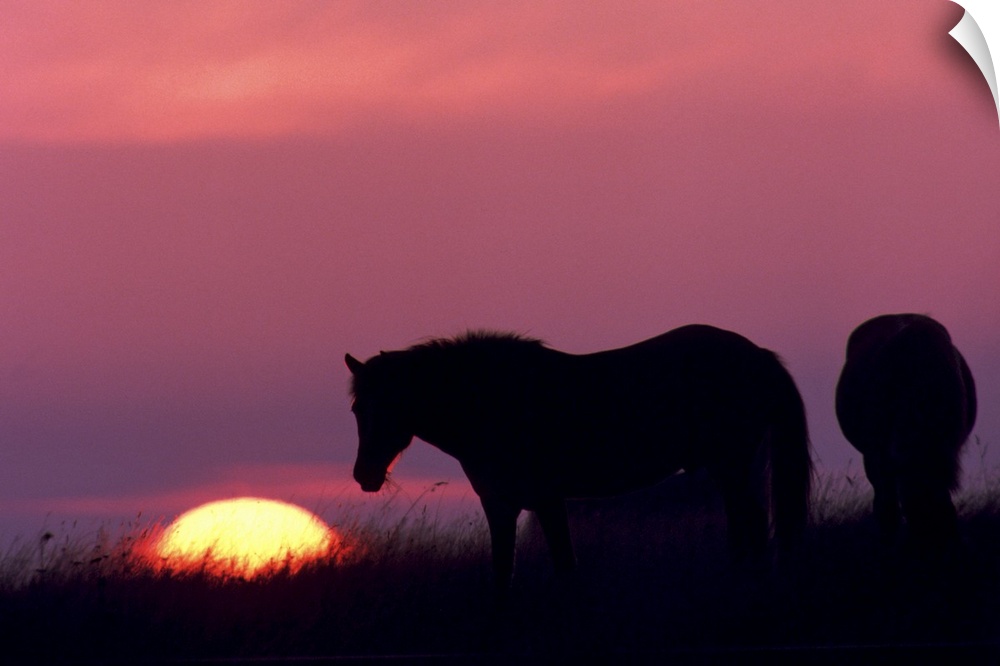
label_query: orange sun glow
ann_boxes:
[152,497,340,578]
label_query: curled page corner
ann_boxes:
[948,0,999,127]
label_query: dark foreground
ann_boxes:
[2,470,1000,664]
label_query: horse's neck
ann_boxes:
[407,347,540,448]
[403,349,469,443]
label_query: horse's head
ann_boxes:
[345,352,414,492]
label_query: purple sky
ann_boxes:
[1,1,998,537]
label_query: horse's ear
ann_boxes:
[345,354,364,375]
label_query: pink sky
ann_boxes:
[1,1,998,537]
[2,2,968,143]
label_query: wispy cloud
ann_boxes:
[0,1,950,142]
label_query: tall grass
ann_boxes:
[2,471,1000,661]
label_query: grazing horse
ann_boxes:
[836,314,977,548]
[346,326,813,594]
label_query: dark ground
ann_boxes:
[2,470,1000,664]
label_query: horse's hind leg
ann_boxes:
[898,463,959,551]
[902,489,958,551]
[534,499,576,573]
[713,463,768,559]
[896,422,962,551]
[711,436,769,559]
[863,451,902,539]
[721,485,768,559]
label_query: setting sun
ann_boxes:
[153,497,339,578]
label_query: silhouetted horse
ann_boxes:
[346,326,813,594]
[836,314,977,548]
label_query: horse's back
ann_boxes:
[577,325,777,406]
[836,314,975,454]
[557,324,810,546]
[545,325,788,496]
[587,324,768,377]
[612,324,761,354]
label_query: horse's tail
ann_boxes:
[762,350,813,548]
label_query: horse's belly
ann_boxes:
[555,445,687,498]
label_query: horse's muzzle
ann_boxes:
[353,464,386,493]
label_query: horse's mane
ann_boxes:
[349,331,545,398]
[407,330,545,354]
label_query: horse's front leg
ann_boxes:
[481,496,521,599]
[535,498,576,573]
